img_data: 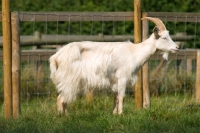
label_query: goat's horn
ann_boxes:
[141,17,166,31]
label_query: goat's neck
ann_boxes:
[133,34,157,67]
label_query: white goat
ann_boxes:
[49,17,179,114]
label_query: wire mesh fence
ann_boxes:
[1,12,200,112]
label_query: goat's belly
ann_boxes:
[81,75,111,90]
[126,75,138,88]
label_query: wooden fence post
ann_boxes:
[36,61,43,91]
[134,0,143,109]
[142,13,150,108]
[2,0,12,118]
[187,59,192,76]
[11,11,21,118]
[196,50,200,103]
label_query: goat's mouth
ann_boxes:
[171,49,179,53]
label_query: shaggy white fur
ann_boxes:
[49,17,179,114]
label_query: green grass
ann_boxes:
[0,95,200,133]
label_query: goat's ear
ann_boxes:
[153,26,160,39]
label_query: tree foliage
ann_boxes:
[0,0,199,47]
[4,0,199,12]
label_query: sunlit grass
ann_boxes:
[0,95,200,133]
[0,58,198,132]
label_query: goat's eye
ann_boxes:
[162,37,167,40]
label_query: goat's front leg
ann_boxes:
[113,92,125,114]
[113,78,126,114]
[57,94,67,115]
[117,94,124,114]
[113,92,118,114]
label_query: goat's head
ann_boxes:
[142,17,179,60]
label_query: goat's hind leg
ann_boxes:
[57,94,67,115]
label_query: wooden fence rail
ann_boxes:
[0,34,193,47]
[13,12,200,22]
[0,49,197,61]
[19,12,134,22]
[1,12,200,22]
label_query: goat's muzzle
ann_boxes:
[170,46,179,53]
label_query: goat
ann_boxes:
[49,17,179,115]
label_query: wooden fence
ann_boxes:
[0,33,193,47]
[0,49,196,61]
[2,11,200,118]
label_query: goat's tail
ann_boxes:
[49,55,58,83]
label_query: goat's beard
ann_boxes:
[162,52,169,60]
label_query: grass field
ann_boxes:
[0,95,200,133]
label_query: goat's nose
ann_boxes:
[176,46,179,49]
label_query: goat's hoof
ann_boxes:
[113,110,118,115]
[58,111,68,117]
[118,112,123,115]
